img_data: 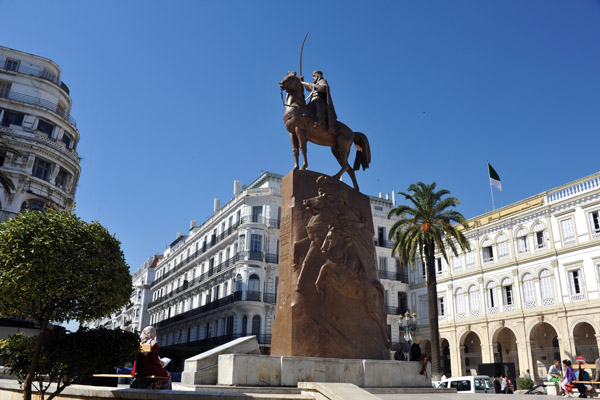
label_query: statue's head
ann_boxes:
[312,70,323,82]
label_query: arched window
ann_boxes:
[455,288,466,319]
[468,285,480,317]
[235,274,243,292]
[486,281,498,313]
[20,198,48,212]
[496,234,509,260]
[501,278,514,311]
[516,228,529,255]
[533,223,547,250]
[540,269,555,306]
[481,239,493,263]
[522,273,536,308]
[248,274,260,293]
[251,315,261,336]
[241,315,248,336]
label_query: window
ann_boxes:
[238,234,246,251]
[516,229,528,254]
[235,274,243,291]
[2,110,24,127]
[502,279,514,311]
[378,256,388,272]
[32,157,52,181]
[588,211,600,238]
[55,167,72,189]
[419,298,428,319]
[482,246,494,263]
[0,80,11,98]
[569,269,584,301]
[455,288,466,318]
[377,227,385,246]
[61,133,72,148]
[451,255,461,271]
[465,250,475,268]
[0,151,5,167]
[251,315,261,335]
[497,234,509,260]
[540,269,555,306]
[4,58,20,72]
[437,297,445,316]
[560,218,576,245]
[468,285,480,317]
[20,198,47,212]
[436,258,442,274]
[250,234,262,253]
[251,206,263,223]
[37,120,54,137]
[522,273,536,308]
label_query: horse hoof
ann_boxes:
[300,166,308,170]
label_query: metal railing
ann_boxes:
[378,269,409,283]
[1,62,71,94]
[0,89,77,127]
[374,238,394,249]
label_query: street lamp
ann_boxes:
[398,311,417,343]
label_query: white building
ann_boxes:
[410,172,600,380]
[85,254,161,333]
[146,172,411,354]
[0,46,80,220]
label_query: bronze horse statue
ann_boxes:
[279,71,371,191]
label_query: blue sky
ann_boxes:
[3,0,600,272]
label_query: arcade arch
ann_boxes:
[529,322,559,380]
[573,322,598,363]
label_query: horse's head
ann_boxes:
[279,71,300,91]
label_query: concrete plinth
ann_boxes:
[181,336,260,385]
[217,354,431,388]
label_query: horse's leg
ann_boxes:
[289,132,299,170]
[331,135,360,190]
[295,126,308,170]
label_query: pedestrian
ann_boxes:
[493,376,502,393]
[500,375,507,393]
[525,369,532,380]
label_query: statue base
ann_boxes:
[271,169,389,360]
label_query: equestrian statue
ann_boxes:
[279,70,371,191]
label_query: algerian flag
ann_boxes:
[488,163,502,191]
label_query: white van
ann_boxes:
[437,375,495,393]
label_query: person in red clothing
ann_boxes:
[131,326,171,389]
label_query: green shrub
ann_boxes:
[519,377,534,390]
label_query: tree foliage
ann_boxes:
[0,208,132,323]
[0,141,22,193]
[388,182,470,379]
[0,208,132,400]
[0,328,139,400]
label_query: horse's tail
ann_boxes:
[352,132,371,171]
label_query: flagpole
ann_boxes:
[488,161,495,210]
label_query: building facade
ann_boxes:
[0,46,80,220]
[85,254,161,333]
[410,172,600,380]
[144,172,410,354]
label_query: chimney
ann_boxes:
[379,192,383,198]
[176,232,183,239]
[214,198,221,212]
[190,219,196,230]
[233,180,241,196]
[392,191,396,206]
[385,193,389,200]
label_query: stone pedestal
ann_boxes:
[271,169,389,360]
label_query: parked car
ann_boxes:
[437,375,495,394]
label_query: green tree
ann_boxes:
[0,141,22,193]
[0,209,132,400]
[388,182,470,379]
[0,328,139,400]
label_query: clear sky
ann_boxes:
[3,0,600,272]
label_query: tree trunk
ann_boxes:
[23,318,49,400]
[425,246,442,380]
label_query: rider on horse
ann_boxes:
[301,70,337,135]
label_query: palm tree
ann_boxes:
[0,141,21,194]
[388,182,470,379]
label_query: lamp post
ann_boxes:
[398,311,417,359]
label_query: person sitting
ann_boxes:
[562,359,577,398]
[130,326,171,390]
[574,369,594,398]
[548,359,563,394]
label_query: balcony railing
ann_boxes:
[1,62,70,94]
[0,89,77,127]
[246,291,261,302]
[378,269,409,283]
[374,238,394,249]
